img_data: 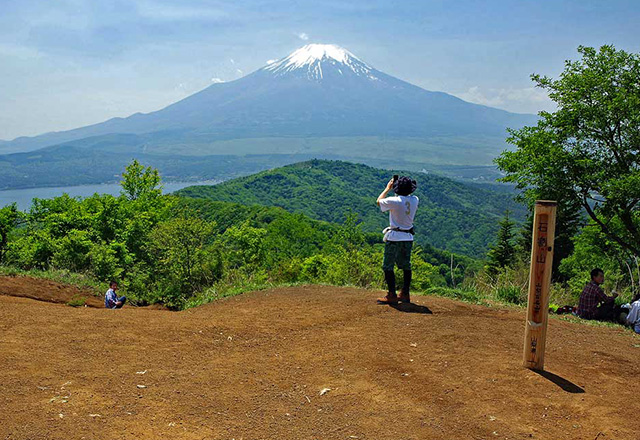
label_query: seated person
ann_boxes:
[104,281,126,309]
[576,268,618,321]
[626,293,640,334]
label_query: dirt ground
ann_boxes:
[0,276,104,308]
[0,276,638,440]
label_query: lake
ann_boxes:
[0,180,220,211]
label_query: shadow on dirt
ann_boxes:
[389,303,433,314]
[532,370,585,393]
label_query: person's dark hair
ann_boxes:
[109,280,118,287]
[590,268,604,280]
[393,176,417,196]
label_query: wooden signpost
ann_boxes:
[523,200,557,371]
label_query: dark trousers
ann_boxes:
[114,296,127,309]
[593,299,615,321]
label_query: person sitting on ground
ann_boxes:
[625,293,640,334]
[104,281,126,309]
[376,175,419,305]
[576,268,618,321]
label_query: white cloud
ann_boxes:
[236,68,243,75]
[210,77,224,83]
[298,32,309,41]
[454,86,555,114]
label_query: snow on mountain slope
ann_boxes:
[263,44,377,80]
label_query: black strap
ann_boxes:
[390,226,415,235]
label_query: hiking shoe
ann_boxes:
[377,295,399,305]
[398,289,410,304]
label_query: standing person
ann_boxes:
[576,268,617,321]
[376,175,419,304]
[104,281,126,309]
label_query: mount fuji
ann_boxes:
[0,44,538,186]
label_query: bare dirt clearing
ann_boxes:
[1,277,638,439]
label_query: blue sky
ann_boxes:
[1,0,639,140]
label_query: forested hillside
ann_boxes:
[0,161,481,309]
[177,160,525,257]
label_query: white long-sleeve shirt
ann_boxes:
[626,300,640,334]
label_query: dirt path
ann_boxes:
[1,279,639,439]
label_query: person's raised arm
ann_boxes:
[377,179,395,206]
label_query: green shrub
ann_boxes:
[495,285,524,304]
[301,254,330,281]
[66,296,86,307]
[410,256,447,291]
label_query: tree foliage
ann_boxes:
[121,159,162,201]
[486,211,516,276]
[497,45,640,258]
[0,204,20,264]
[149,216,222,308]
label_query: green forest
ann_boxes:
[177,159,526,258]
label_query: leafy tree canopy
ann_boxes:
[497,45,640,257]
[121,159,162,201]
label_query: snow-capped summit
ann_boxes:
[264,44,376,80]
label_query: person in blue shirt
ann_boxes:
[104,281,126,309]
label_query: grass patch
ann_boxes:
[66,295,87,307]
[495,285,525,305]
[550,312,638,332]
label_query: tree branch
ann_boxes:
[582,194,640,255]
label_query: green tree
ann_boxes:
[331,211,366,250]
[223,221,267,268]
[51,229,93,272]
[486,211,517,275]
[0,204,20,264]
[496,45,640,258]
[148,217,221,308]
[558,222,627,296]
[121,159,162,201]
